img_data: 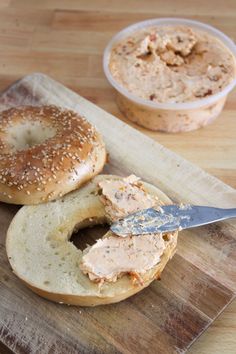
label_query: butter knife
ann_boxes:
[110,205,236,236]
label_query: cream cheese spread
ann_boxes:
[80,234,166,283]
[80,175,168,284]
[98,175,157,221]
[109,25,236,103]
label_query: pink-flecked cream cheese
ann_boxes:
[109,25,236,103]
[98,175,157,221]
[80,234,166,283]
[106,23,236,132]
[80,175,170,284]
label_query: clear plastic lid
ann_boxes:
[103,18,236,110]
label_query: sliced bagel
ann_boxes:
[0,105,106,205]
[6,175,178,306]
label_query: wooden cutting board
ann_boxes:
[0,73,236,354]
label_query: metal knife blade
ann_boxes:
[110,205,236,236]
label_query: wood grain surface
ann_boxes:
[0,1,235,353]
[0,73,236,354]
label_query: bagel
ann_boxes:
[0,105,106,204]
[6,175,178,306]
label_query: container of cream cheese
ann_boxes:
[103,18,236,133]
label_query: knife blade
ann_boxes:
[110,205,236,236]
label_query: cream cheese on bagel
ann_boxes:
[80,234,167,284]
[97,175,157,221]
[80,175,173,284]
[0,105,106,204]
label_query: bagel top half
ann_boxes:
[0,105,106,204]
[6,175,178,306]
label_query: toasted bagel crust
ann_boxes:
[0,105,106,204]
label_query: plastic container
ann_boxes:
[103,18,236,133]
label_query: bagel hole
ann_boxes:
[70,224,109,251]
[6,121,56,151]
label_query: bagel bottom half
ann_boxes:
[6,175,178,306]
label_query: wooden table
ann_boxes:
[0,1,235,353]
